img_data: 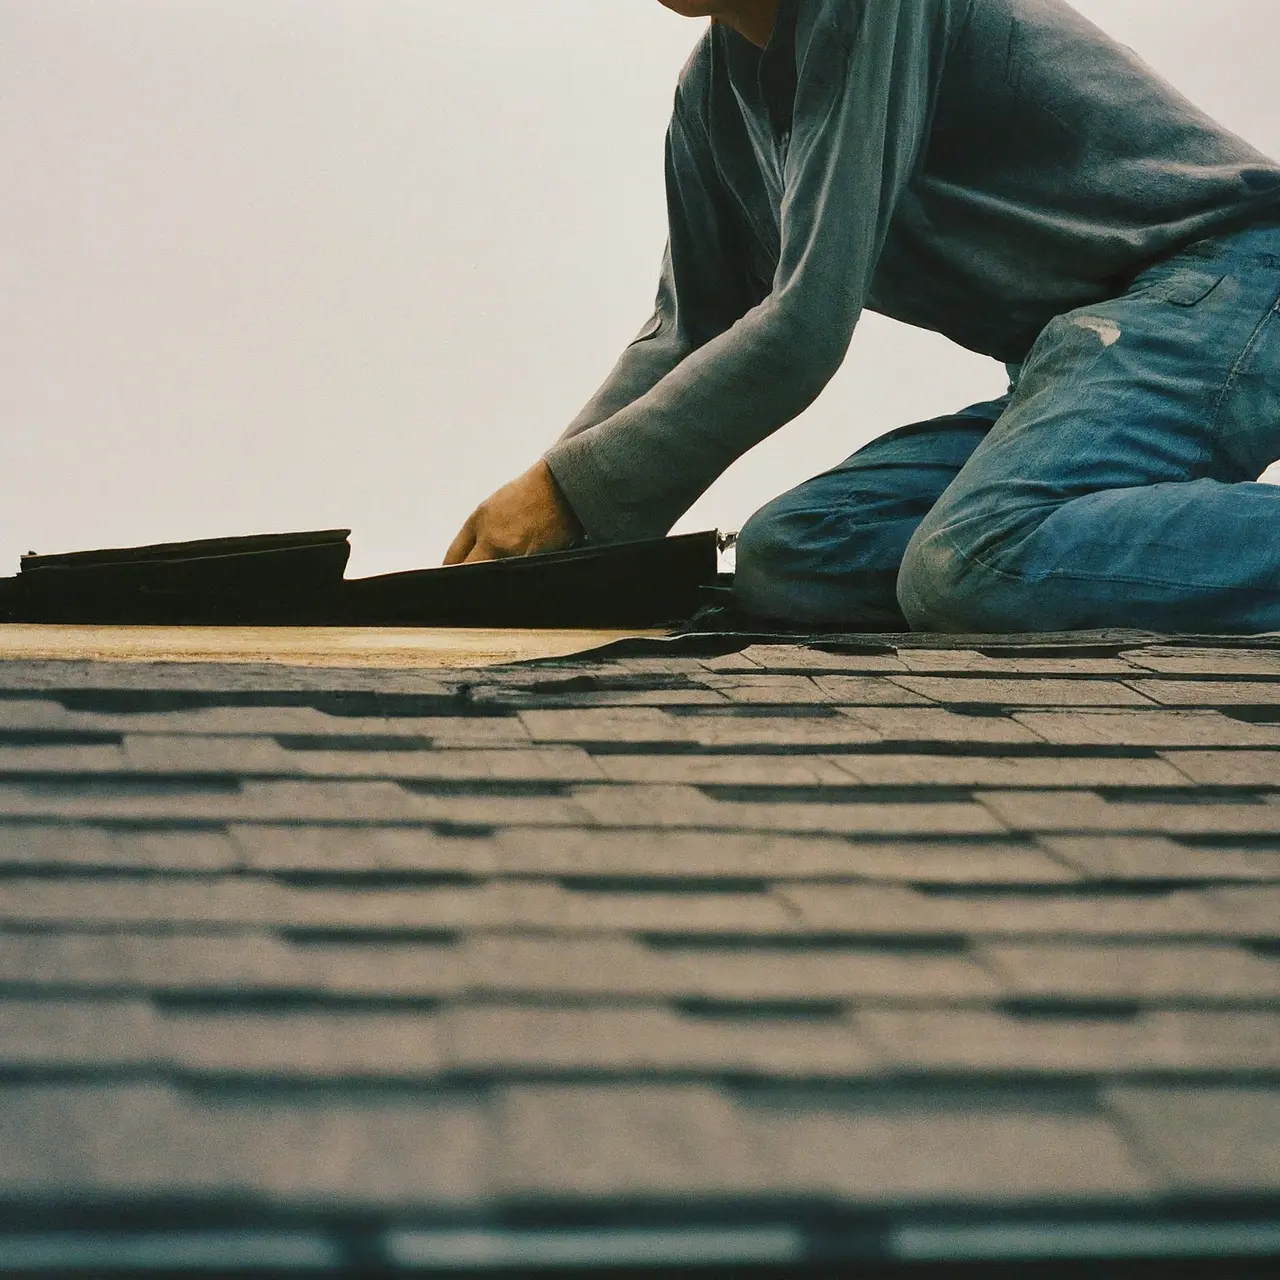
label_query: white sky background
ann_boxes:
[2,1,1277,577]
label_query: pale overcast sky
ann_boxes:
[2,1,1277,576]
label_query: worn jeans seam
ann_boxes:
[944,531,1277,596]
[1207,289,1280,437]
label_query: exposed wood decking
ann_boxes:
[0,625,665,668]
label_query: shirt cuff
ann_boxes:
[543,434,649,547]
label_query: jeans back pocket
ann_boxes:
[1134,268,1227,308]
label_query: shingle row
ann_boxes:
[2,1078,1276,1208]
[4,930,1279,1006]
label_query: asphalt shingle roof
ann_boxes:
[1,628,1278,1274]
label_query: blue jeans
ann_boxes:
[734,220,1280,633]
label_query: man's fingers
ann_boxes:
[463,539,498,564]
[443,516,478,566]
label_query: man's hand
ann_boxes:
[444,460,583,566]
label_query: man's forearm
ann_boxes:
[545,296,845,545]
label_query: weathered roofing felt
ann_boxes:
[1,628,1278,1273]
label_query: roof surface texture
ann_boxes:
[0,629,1278,1274]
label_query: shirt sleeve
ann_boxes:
[544,0,943,544]
[547,75,763,471]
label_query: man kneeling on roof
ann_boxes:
[446,0,1280,635]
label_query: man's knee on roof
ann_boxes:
[897,526,1036,634]
[732,493,909,627]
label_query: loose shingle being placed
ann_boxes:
[2,530,721,628]
[0,628,1277,1275]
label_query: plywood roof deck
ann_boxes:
[0,627,1277,1274]
[0,625,665,669]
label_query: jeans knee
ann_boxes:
[897,530,1027,633]
[732,504,805,619]
[733,500,910,628]
[897,533,955,631]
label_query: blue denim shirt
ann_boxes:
[544,0,1280,544]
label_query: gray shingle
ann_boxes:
[815,675,940,705]
[494,1084,768,1197]
[470,686,729,710]
[590,657,719,676]
[891,677,1155,707]
[978,942,1280,1001]
[120,734,294,773]
[65,706,382,736]
[659,946,998,1003]
[829,755,1185,788]
[1014,709,1280,747]
[0,744,126,772]
[748,1103,1152,1203]
[1162,749,1280,786]
[0,825,240,873]
[859,1008,1280,1073]
[188,1091,488,1207]
[512,882,797,935]
[0,1083,215,1197]
[494,827,1067,883]
[779,882,1268,939]
[518,708,690,744]
[0,932,304,996]
[1105,1085,1280,1193]
[0,997,159,1070]
[691,675,848,705]
[733,646,911,673]
[0,698,83,729]
[0,926,455,1003]
[1129,679,1280,707]
[167,1009,443,1080]
[0,875,552,940]
[0,824,118,870]
[134,932,309,993]
[1195,885,1280,936]
[715,797,1007,838]
[593,753,858,786]
[695,650,767,672]
[567,784,724,828]
[980,790,1280,836]
[494,826,838,877]
[288,880,795,936]
[695,675,931,706]
[825,841,1073,884]
[0,933,138,991]
[572,784,1005,837]
[679,713,884,747]
[304,747,606,783]
[1124,648,1280,676]
[443,1005,876,1078]
[1040,835,1280,882]
[298,941,468,999]
[842,707,1043,744]
[0,1082,487,1206]
[896,651,1142,676]
[231,824,498,874]
[268,883,498,932]
[462,935,669,998]
[0,779,431,823]
[398,791,596,827]
[461,933,997,1002]
[0,876,286,928]
[399,716,532,748]
[122,828,244,871]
